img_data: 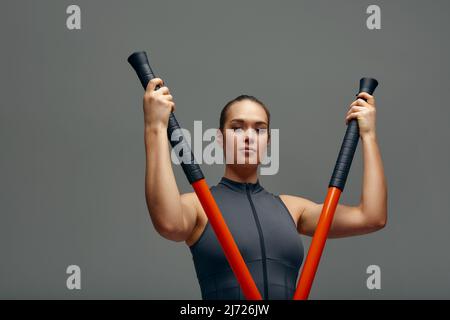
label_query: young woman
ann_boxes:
[142,77,387,300]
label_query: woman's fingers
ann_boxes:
[356,92,375,105]
[157,86,170,94]
[346,105,366,118]
[345,106,365,124]
[345,111,361,124]
[347,105,366,113]
[145,78,164,93]
[350,98,371,108]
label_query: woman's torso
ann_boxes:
[188,176,304,300]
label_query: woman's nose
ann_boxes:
[244,128,257,143]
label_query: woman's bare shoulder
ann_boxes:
[279,194,306,206]
[278,194,306,222]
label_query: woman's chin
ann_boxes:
[235,155,260,166]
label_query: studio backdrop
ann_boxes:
[1,0,449,299]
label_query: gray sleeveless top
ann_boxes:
[189,176,304,300]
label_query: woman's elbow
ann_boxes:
[157,224,188,242]
[368,214,387,232]
[376,218,387,230]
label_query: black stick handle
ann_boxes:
[328,78,378,190]
[127,51,204,184]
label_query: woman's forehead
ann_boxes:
[226,101,268,124]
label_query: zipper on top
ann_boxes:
[245,183,269,300]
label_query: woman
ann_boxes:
[143,77,387,300]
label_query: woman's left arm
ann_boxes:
[297,92,388,238]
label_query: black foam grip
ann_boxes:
[328,77,378,190]
[127,51,204,184]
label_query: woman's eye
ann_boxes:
[230,127,266,133]
[256,128,267,134]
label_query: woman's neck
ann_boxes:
[223,165,258,183]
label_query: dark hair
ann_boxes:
[219,95,271,132]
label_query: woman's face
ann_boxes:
[219,100,270,166]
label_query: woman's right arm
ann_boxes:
[143,78,198,242]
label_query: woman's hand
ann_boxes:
[143,78,175,130]
[345,92,377,139]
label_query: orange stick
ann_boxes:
[293,186,341,300]
[293,78,378,299]
[192,179,263,300]
[128,51,262,300]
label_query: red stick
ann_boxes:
[293,187,341,299]
[128,51,262,300]
[192,179,262,300]
[293,78,378,299]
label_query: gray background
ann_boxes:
[1,0,449,299]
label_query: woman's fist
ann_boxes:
[345,92,377,139]
[143,78,175,128]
